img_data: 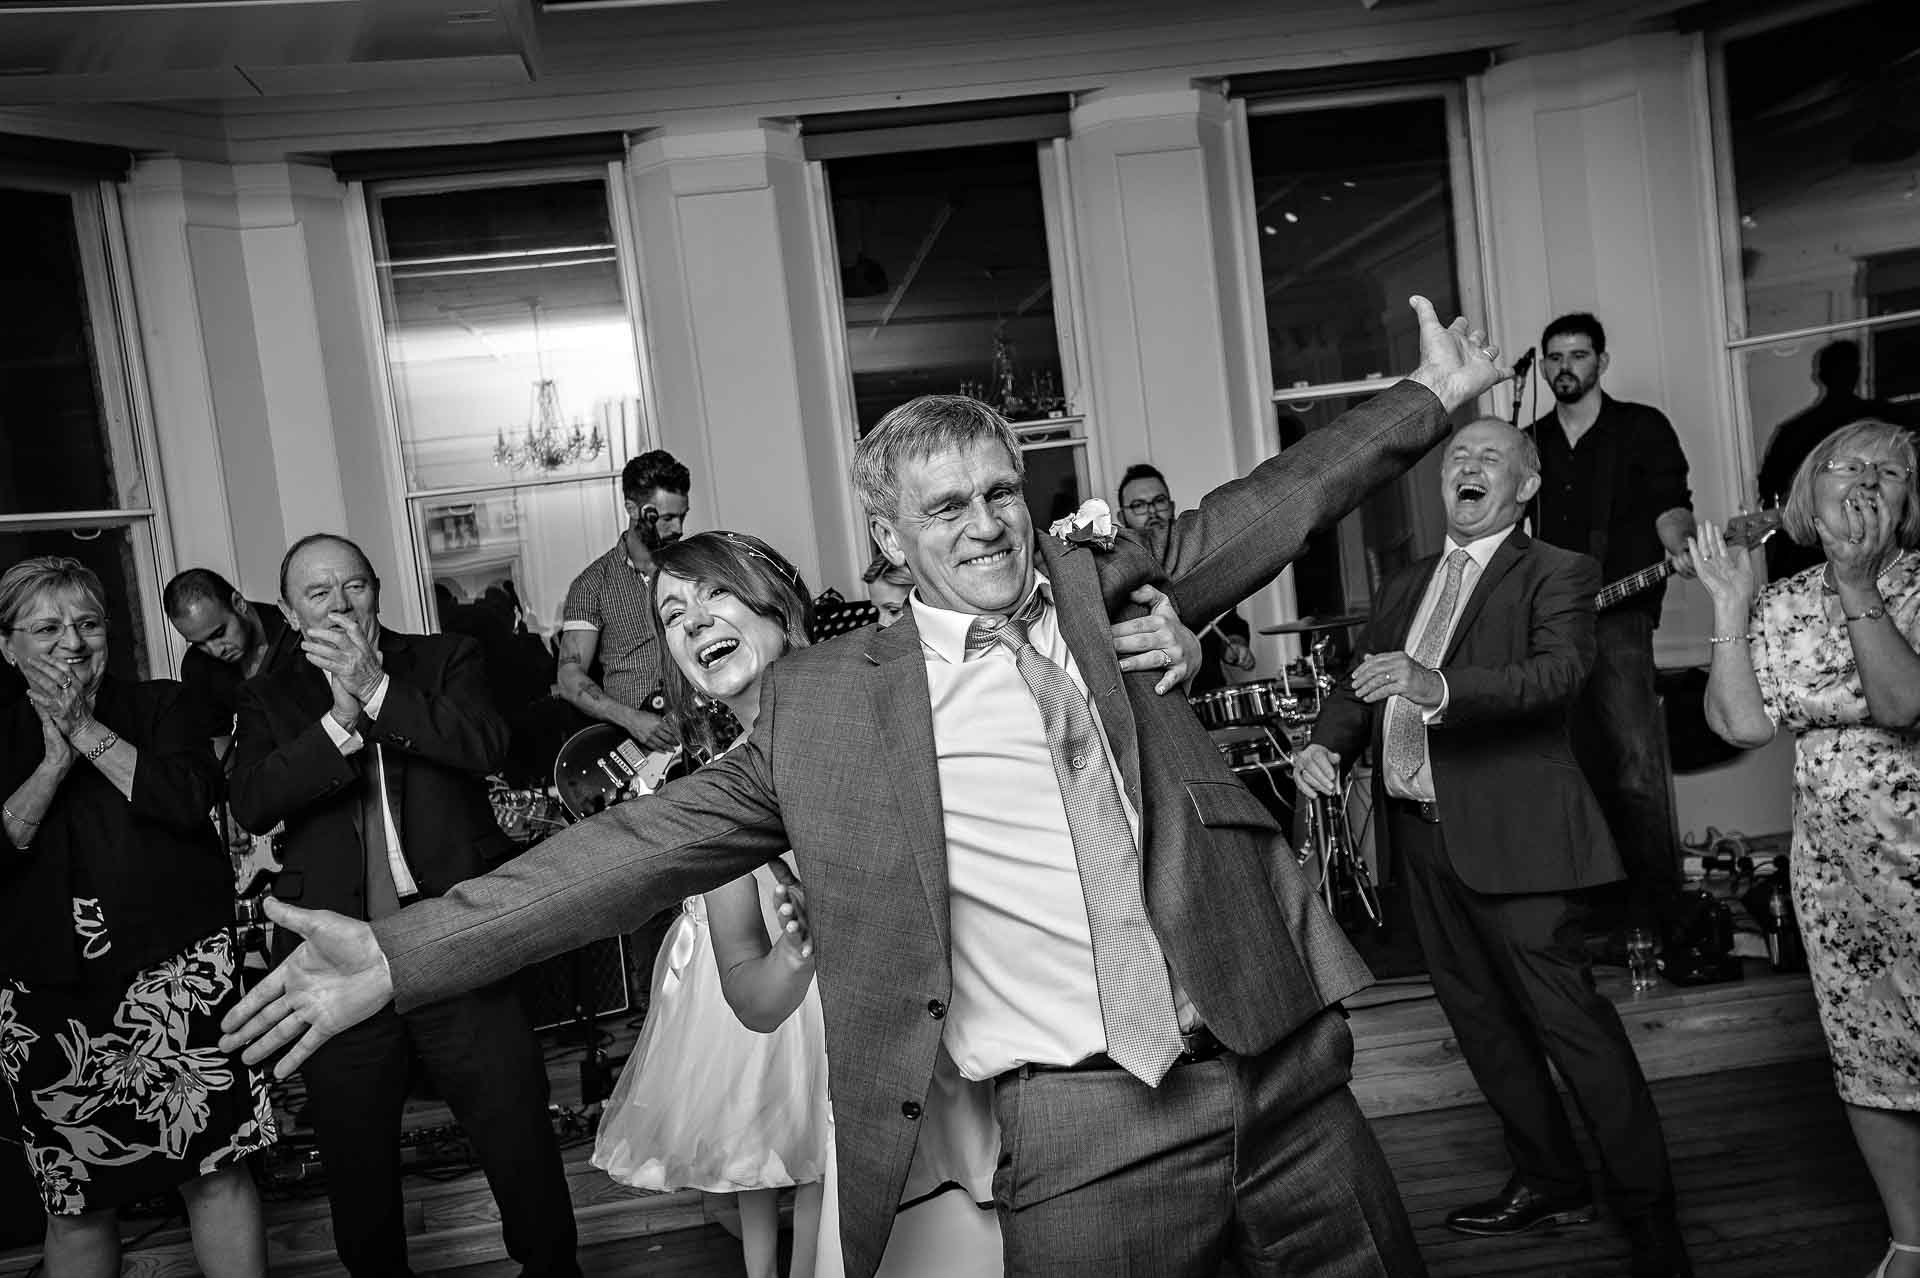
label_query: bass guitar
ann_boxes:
[553,723,684,820]
[1594,509,1780,611]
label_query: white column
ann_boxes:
[120,159,401,615]
[1068,87,1288,656]
[625,125,859,592]
[1479,31,1737,665]
[1478,32,1790,837]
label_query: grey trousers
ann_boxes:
[989,1007,1425,1277]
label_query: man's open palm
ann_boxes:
[219,898,394,1078]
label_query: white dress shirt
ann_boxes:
[1383,523,1516,803]
[913,575,1157,1080]
[320,669,419,897]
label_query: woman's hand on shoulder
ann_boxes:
[1113,584,1206,695]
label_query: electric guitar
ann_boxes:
[553,723,684,820]
[1594,509,1780,611]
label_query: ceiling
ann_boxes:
[0,0,559,103]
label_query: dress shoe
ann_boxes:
[1444,1180,1596,1237]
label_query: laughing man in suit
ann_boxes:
[1295,418,1689,1278]
[221,297,1508,1278]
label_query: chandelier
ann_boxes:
[494,378,605,473]
[493,301,606,473]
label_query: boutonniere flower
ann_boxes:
[1049,498,1116,551]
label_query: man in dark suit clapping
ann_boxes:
[229,534,578,1278]
[1297,418,1688,1278]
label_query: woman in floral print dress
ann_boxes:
[1692,420,1920,1278]
[1,557,274,1277]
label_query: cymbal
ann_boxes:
[1259,613,1370,636]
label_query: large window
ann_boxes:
[364,171,649,640]
[1243,91,1481,620]
[1715,2,1920,494]
[0,178,163,685]
[820,139,1090,531]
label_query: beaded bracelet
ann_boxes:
[84,731,119,761]
[1843,604,1888,623]
[1708,634,1747,645]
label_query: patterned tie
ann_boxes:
[969,593,1185,1084]
[1383,547,1472,782]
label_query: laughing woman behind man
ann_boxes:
[1690,420,1920,1278]
[591,532,831,1278]
[1,556,275,1278]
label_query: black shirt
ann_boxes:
[1529,394,1691,621]
[179,602,293,742]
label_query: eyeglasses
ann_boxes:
[1822,457,1911,484]
[1122,495,1173,518]
[14,617,106,642]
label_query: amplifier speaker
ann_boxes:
[521,936,631,1032]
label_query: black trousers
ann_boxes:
[1571,609,1682,927]
[300,981,580,1277]
[1390,803,1676,1218]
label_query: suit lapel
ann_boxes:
[1038,536,1142,807]
[1443,530,1528,664]
[862,613,951,954]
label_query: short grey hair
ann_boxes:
[1781,419,1920,550]
[0,556,108,632]
[1457,417,1541,478]
[851,395,1025,521]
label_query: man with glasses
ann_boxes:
[1528,312,1694,941]
[1117,463,1256,692]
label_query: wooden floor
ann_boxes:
[0,964,1883,1277]
[424,1058,1892,1278]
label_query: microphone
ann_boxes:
[1511,346,1536,381]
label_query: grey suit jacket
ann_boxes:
[373,378,1449,1277]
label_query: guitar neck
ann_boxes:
[1596,561,1672,611]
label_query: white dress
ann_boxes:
[814,1048,1004,1278]
[591,857,831,1192]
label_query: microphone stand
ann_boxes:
[1507,346,1536,429]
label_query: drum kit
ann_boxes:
[1188,612,1382,930]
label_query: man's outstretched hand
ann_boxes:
[1405,294,1510,414]
[219,898,394,1079]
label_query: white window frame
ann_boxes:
[808,136,1098,579]
[1705,11,1920,487]
[350,161,659,632]
[0,175,174,674]
[1230,83,1488,644]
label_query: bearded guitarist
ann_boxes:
[556,451,691,754]
[1527,312,1694,939]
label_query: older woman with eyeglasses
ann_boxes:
[1,556,274,1278]
[1689,421,1920,1278]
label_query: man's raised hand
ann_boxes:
[1405,294,1510,414]
[218,898,394,1079]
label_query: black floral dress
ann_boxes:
[0,678,277,1216]
[0,887,276,1214]
[1749,551,1920,1110]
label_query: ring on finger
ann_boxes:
[1160,648,1173,668]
